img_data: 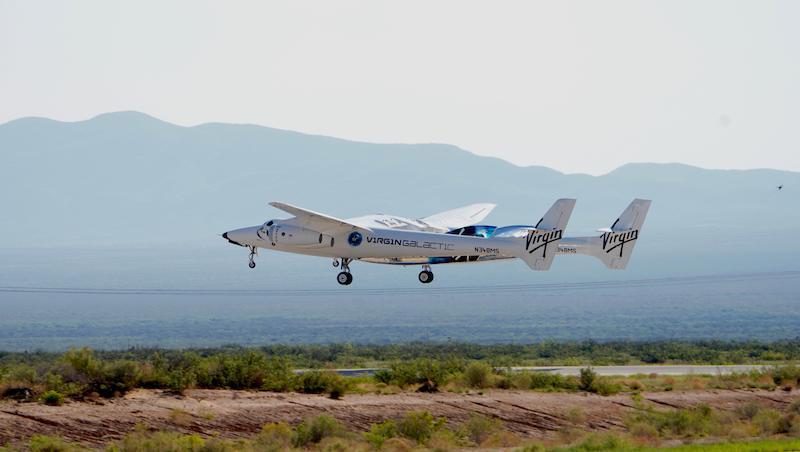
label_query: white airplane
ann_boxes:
[223,199,651,285]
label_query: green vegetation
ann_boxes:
[3,339,800,370]
[4,406,800,451]
[39,390,64,406]
[2,343,800,402]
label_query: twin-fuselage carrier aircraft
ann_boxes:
[223,199,651,285]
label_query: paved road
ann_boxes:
[509,365,767,376]
[308,364,770,377]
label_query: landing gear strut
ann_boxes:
[247,246,257,269]
[336,258,353,285]
[418,264,434,284]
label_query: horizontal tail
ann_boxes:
[559,198,651,269]
[514,199,576,271]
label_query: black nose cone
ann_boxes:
[222,232,229,240]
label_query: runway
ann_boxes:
[510,364,767,376]
[315,364,770,377]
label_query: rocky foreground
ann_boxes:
[1,389,797,447]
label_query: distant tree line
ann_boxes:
[2,339,799,369]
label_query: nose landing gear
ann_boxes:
[336,258,353,285]
[247,246,257,269]
[418,265,434,284]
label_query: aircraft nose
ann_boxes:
[222,230,245,246]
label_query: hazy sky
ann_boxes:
[1,1,798,174]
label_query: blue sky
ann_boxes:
[1,0,798,174]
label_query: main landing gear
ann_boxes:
[334,258,353,285]
[418,265,434,284]
[247,246,257,269]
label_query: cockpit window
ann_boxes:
[266,221,274,226]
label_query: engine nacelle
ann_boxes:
[272,224,327,247]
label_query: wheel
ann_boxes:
[248,261,256,269]
[337,272,352,285]
[418,270,434,284]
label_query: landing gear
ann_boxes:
[247,246,257,269]
[336,258,353,285]
[337,272,353,285]
[418,265,434,284]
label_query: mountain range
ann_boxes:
[1,111,798,287]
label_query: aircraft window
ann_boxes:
[266,221,274,226]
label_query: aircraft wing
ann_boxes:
[419,203,497,231]
[269,202,372,235]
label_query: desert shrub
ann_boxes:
[480,431,522,448]
[627,404,714,438]
[328,378,348,399]
[629,421,659,440]
[363,420,398,448]
[493,374,513,389]
[426,428,461,450]
[373,369,393,385]
[569,433,632,451]
[396,411,445,443]
[40,390,64,406]
[292,414,343,447]
[296,370,348,398]
[776,414,798,435]
[735,402,762,420]
[296,370,333,394]
[591,378,623,396]
[111,430,206,452]
[464,362,492,389]
[166,368,196,393]
[578,367,597,391]
[316,436,370,452]
[255,422,293,451]
[63,348,140,397]
[28,435,87,452]
[493,372,529,390]
[379,358,460,392]
[566,406,586,424]
[518,443,546,452]
[379,437,416,451]
[752,408,782,435]
[627,380,644,391]
[529,372,576,391]
[460,413,501,444]
[770,365,800,385]
[94,360,140,397]
[168,408,193,426]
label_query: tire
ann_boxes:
[337,272,351,285]
[418,270,434,284]
[248,261,256,269]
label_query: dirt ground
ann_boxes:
[0,389,797,447]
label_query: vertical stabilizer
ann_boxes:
[517,199,576,271]
[558,198,651,270]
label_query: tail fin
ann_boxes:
[559,198,651,269]
[516,199,576,271]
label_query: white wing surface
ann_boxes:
[269,202,372,235]
[419,203,496,231]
